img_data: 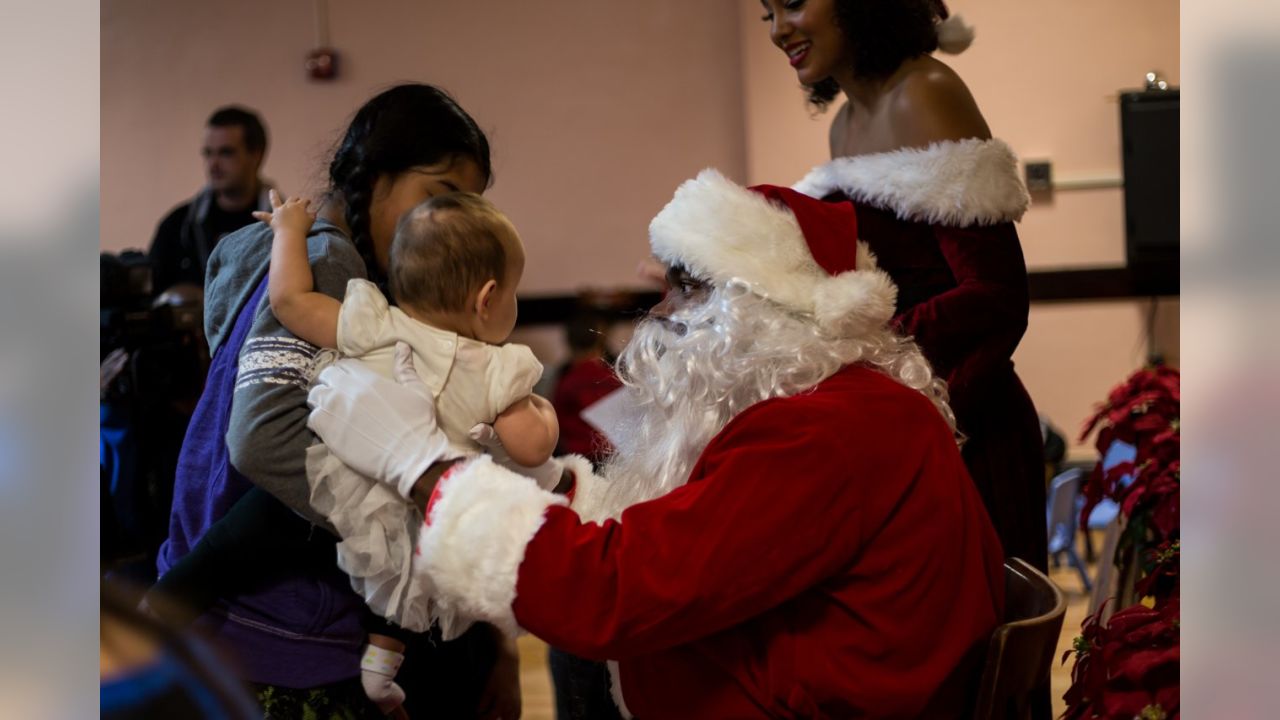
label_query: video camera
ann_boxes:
[100,251,208,403]
[101,250,211,566]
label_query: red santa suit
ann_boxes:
[415,173,1006,718]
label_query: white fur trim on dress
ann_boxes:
[649,169,896,338]
[792,138,1030,226]
[416,455,567,637]
[607,660,634,719]
[936,14,975,55]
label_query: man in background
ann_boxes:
[148,106,274,295]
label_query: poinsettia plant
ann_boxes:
[1078,365,1180,546]
[1064,366,1180,718]
[1133,540,1179,603]
[1062,597,1180,719]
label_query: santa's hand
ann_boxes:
[469,423,564,492]
[308,342,458,499]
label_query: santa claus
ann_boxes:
[307,170,1006,719]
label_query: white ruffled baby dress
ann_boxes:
[305,279,543,636]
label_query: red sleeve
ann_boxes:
[510,396,907,661]
[892,223,1029,379]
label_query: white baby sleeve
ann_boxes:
[485,344,545,419]
[335,279,394,357]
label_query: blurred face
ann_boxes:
[760,0,849,87]
[477,234,525,344]
[368,156,488,273]
[202,125,262,194]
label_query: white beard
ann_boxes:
[576,282,955,523]
[590,320,740,519]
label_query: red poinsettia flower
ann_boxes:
[1081,367,1180,446]
[1079,368,1180,532]
[1125,462,1179,541]
[1138,431,1180,472]
[1119,460,1177,515]
[1070,366,1180,719]
[1062,599,1180,719]
[1134,540,1180,605]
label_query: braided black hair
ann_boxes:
[806,0,949,111]
[328,84,492,280]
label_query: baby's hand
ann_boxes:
[253,188,316,237]
[470,422,564,492]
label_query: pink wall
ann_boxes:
[736,0,1180,452]
[101,0,746,294]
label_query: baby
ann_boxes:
[267,189,560,710]
[147,190,558,716]
[269,190,557,468]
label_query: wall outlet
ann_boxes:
[1025,160,1053,192]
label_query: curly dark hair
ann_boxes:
[806,0,949,111]
[328,84,493,281]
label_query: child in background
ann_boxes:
[552,308,622,467]
[148,190,559,716]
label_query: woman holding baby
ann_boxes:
[153,83,525,719]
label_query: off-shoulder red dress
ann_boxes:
[795,138,1048,570]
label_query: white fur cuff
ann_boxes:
[417,455,567,636]
[557,454,610,521]
[607,660,634,719]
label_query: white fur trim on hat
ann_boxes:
[792,138,1030,226]
[936,14,975,54]
[416,455,567,637]
[649,169,896,337]
[813,243,899,339]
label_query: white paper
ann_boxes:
[579,387,631,447]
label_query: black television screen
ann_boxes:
[1120,89,1179,270]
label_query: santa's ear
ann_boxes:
[474,279,499,317]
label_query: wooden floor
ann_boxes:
[1047,534,1101,719]
[516,634,557,720]
[516,536,1100,719]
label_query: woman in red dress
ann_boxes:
[761,0,1047,572]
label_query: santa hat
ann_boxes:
[934,1,975,55]
[936,14,975,54]
[648,169,897,339]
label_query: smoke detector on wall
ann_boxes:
[306,0,339,81]
[306,48,338,81]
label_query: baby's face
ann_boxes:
[476,233,525,344]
